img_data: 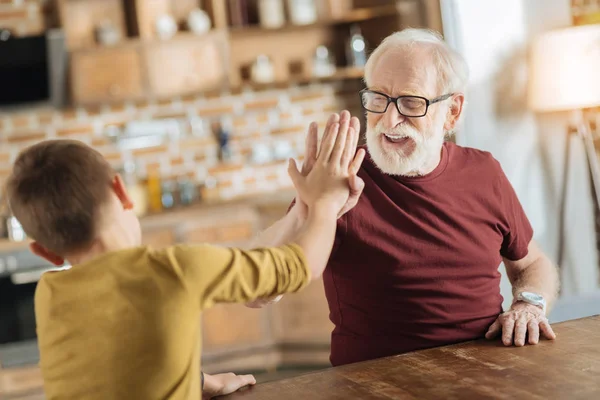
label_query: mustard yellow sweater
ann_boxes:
[34,244,309,399]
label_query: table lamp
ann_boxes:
[528,24,600,268]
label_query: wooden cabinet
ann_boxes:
[145,31,229,99]
[70,46,146,105]
[131,0,172,39]
[141,228,176,249]
[202,305,272,351]
[70,31,229,106]
[57,0,127,50]
[177,206,257,245]
[271,278,333,344]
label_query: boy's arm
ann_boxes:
[244,112,364,308]
[160,120,364,308]
[163,242,311,308]
[163,205,340,308]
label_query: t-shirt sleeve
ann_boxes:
[153,243,311,309]
[494,163,534,260]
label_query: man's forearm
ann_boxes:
[245,204,303,249]
[511,254,560,312]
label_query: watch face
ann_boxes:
[521,292,544,302]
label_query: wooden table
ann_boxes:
[222,315,600,400]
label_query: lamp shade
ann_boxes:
[528,24,600,112]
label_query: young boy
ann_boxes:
[5,120,364,399]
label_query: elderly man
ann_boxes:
[249,28,559,366]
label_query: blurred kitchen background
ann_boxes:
[0,0,599,398]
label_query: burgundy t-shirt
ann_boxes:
[323,141,533,366]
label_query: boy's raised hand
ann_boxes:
[293,111,365,220]
[288,116,365,215]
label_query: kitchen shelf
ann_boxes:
[228,5,399,36]
[232,67,364,92]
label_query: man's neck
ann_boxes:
[403,146,443,177]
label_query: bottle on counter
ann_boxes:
[146,168,163,213]
[178,178,198,206]
[215,120,233,162]
[160,180,177,210]
[346,24,368,68]
[200,176,219,203]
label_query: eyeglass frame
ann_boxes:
[359,89,455,118]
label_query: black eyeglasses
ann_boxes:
[359,89,454,118]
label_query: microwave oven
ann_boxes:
[0,28,68,109]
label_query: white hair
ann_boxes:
[364,28,469,94]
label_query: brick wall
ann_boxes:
[0,0,53,37]
[0,80,363,201]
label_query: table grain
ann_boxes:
[222,315,600,400]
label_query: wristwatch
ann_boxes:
[516,291,547,314]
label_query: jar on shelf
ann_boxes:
[250,54,275,84]
[258,0,286,28]
[287,0,318,25]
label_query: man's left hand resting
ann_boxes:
[485,301,556,346]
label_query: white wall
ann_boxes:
[441,0,600,315]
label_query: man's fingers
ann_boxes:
[337,175,364,218]
[539,320,557,340]
[349,148,366,175]
[316,114,340,159]
[514,317,527,347]
[302,122,319,174]
[502,318,515,346]
[325,113,340,133]
[339,110,350,125]
[318,123,340,162]
[350,116,360,150]
[287,159,303,189]
[245,295,283,309]
[528,320,540,345]
[349,174,365,194]
[485,318,501,339]
[350,116,360,135]
[329,114,351,163]
[340,126,358,167]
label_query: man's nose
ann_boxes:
[383,103,406,128]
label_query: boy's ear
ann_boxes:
[30,242,64,266]
[111,174,134,210]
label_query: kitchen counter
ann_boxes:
[222,315,600,400]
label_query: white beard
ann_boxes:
[366,120,445,176]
